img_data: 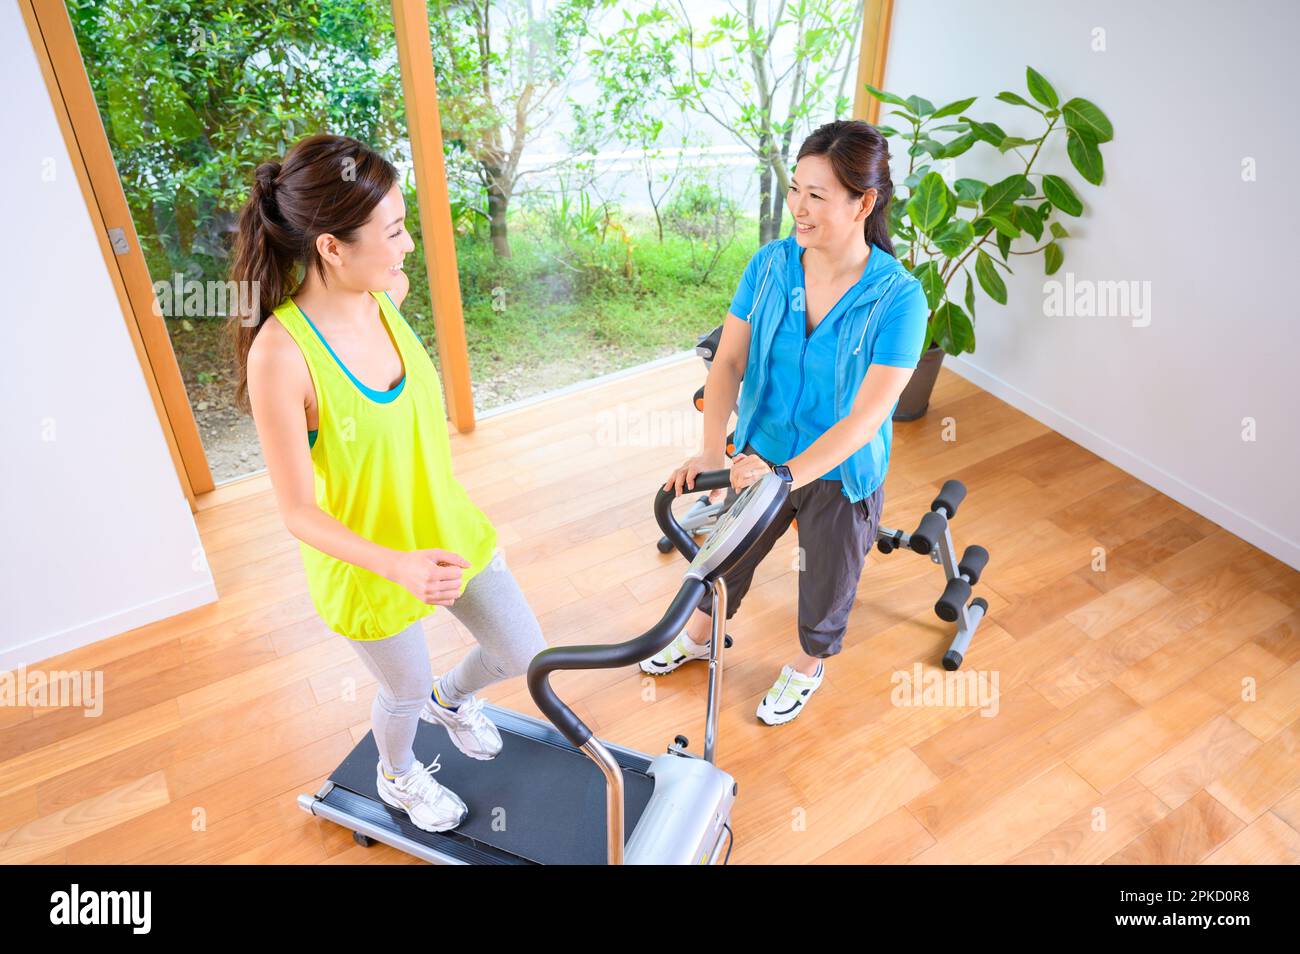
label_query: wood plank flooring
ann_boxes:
[3,357,1297,864]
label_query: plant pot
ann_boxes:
[893,343,945,421]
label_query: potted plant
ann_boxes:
[865,67,1115,420]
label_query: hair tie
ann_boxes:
[255,161,282,194]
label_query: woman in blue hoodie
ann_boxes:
[640,119,930,725]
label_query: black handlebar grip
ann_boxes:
[528,580,708,748]
[936,577,972,623]
[695,324,723,361]
[525,660,593,749]
[654,469,733,561]
[958,545,989,584]
[931,479,967,517]
[910,511,945,554]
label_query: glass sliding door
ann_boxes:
[66,0,431,484]
[426,0,865,412]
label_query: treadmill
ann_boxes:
[298,469,789,864]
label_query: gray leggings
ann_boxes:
[345,549,546,776]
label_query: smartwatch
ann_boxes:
[772,463,794,484]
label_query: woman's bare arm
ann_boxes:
[699,312,752,456]
[246,321,398,580]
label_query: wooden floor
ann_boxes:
[3,357,1298,865]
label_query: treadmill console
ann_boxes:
[684,471,789,583]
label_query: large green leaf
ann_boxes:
[1042,174,1083,215]
[890,198,912,236]
[976,250,1007,304]
[965,119,1008,148]
[1044,242,1064,274]
[1012,204,1043,241]
[903,165,932,190]
[906,171,953,233]
[933,301,976,354]
[1067,128,1105,185]
[1026,66,1059,108]
[997,136,1036,153]
[1062,97,1113,143]
[932,218,975,258]
[953,178,987,203]
[995,91,1038,110]
[905,95,936,116]
[981,174,1028,215]
[930,95,977,119]
[996,229,1013,260]
[863,84,911,109]
[936,132,977,158]
[912,260,946,310]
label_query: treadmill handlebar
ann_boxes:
[526,578,708,748]
[654,468,733,562]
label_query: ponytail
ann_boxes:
[227,160,293,413]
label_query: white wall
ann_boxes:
[0,3,216,671]
[885,0,1299,569]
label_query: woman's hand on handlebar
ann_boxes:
[663,449,726,497]
[729,452,772,494]
[385,548,470,606]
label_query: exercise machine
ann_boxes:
[297,469,789,864]
[873,479,990,670]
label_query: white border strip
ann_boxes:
[0,581,220,672]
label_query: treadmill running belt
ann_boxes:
[328,711,657,864]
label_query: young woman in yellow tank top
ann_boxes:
[228,134,546,835]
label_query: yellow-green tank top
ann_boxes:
[272,290,497,641]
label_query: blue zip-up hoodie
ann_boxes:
[733,236,928,503]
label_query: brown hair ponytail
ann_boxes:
[795,119,896,257]
[226,134,398,413]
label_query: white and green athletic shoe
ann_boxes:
[638,628,711,676]
[756,662,824,725]
[419,685,503,761]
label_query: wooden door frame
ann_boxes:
[20,0,208,506]
[854,0,896,123]
[391,0,476,435]
[18,0,479,511]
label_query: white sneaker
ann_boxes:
[420,689,503,760]
[638,628,712,676]
[756,663,824,725]
[375,757,467,833]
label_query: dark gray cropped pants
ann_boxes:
[694,443,884,658]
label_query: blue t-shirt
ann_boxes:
[728,238,925,481]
